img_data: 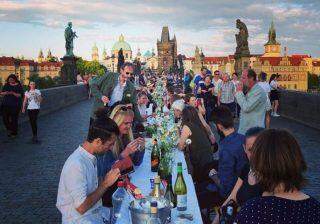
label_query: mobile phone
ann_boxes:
[112,157,135,176]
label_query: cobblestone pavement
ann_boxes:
[0,100,319,223]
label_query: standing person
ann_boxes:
[232,72,241,118]
[212,70,222,107]
[218,73,236,116]
[258,72,272,129]
[90,62,142,126]
[193,67,207,96]
[22,81,42,143]
[0,74,24,138]
[235,69,267,135]
[183,70,192,94]
[199,75,215,121]
[56,113,121,223]
[235,129,320,224]
[269,73,281,117]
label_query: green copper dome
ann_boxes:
[143,50,152,57]
[112,34,131,52]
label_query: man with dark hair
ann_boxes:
[210,106,247,198]
[193,67,207,96]
[137,91,149,120]
[90,62,142,125]
[57,115,121,223]
[235,69,267,134]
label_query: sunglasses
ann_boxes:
[126,72,133,75]
[120,105,133,111]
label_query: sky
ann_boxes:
[0,0,320,60]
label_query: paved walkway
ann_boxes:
[0,100,319,223]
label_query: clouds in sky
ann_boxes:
[0,0,319,59]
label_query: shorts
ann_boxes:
[270,90,279,102]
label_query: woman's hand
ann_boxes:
[120,139,139,158]
[209,134,216,144]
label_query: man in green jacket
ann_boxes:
[90,62,142,124]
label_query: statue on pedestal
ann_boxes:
[64,22,77,57]
[61,22,78,84]
[235,19,250,57]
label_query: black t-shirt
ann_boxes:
[1,83,24,108]
[199,83,215,107]
[236,164,263,206]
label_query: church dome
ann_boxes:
[112,34,131,52]
[144,50,152,58]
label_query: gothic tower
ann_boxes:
[38,49,44,63]
[263,20,281,57]
[157,26,177,73]
[92,43,99,61]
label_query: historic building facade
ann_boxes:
[189,21,316,91]
[0,56,62,85]
[157,26,177,73]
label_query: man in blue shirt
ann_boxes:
[193,67,207,96]
[211,105,248,197]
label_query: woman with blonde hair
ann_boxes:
[96,105,145,208]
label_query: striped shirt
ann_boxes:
[219,81,235,104]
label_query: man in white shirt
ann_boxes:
[137,91,149,120]
[212,70,222,98]
[56,116,121,223]
[258,72,272,128]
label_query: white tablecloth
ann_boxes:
[115,140,203,224]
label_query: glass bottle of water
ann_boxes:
[111,181,127,223]
[146,201,161,224]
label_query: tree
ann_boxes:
[28,74,58,89]
[117,48,125,73]
[76,57,107,76]
[308,72,319,90]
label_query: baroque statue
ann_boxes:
[64,22,77,57]
[235,19,250,57]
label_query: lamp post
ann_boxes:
[111,55,115,72]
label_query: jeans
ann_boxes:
[2,106,20,135]
[28,109,39,137]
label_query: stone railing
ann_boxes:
[279,90,320,130]
[0,84,88,130]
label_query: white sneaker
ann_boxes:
[274,113,280,117]
[271,112,275,117]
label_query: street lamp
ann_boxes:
[111,55,115,72]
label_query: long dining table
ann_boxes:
[114,139,203,224]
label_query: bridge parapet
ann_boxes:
[280,90,320,130]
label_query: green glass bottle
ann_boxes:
[174,162,187,211]
[164,174,176,208]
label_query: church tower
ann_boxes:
[46,49,53,61]
[92,43,99,61]
[263,20,281,57]
[38,49,44,63]
[102,46,107,61]
[157,26,177,73]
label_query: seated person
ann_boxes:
[212,127,264,224]
[96,105,145,207]
[185,94,215,144]
[137,91,150,121]
[56,113,120,223]
[172,99,185,124]
[178,106,216,184]
[235,129,320,223]
[210,106,248,198]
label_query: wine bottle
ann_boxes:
[174,162,187,211]
[164,174,176,208]
[150,175,163,198]
[151,139,160,172]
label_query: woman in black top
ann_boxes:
[178,106,215,183]
[235,129,320,224]
[199,75,215,122]
[1,74,24,137]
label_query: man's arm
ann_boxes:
[235,91,263,113]
[90,74,109,101]
[218,149,237,197]
[64,162,119,215]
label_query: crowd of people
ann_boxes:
[53,62,320,224]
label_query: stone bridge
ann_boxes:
[0,85,319,223]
